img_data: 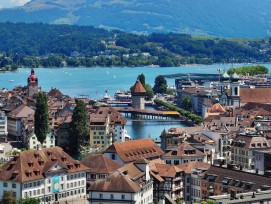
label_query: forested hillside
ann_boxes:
[0,22,270,69]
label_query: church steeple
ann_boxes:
[27,68,40,97]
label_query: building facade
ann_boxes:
[0,147,89,204]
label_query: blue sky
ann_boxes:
[0,0,31,8]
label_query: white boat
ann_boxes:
[9,80,14,82]
[99,90,113,102]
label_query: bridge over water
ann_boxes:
[115,107,184,121]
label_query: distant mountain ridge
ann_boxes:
[1,0,271,38]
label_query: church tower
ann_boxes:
[131,80,146,109]
[219,71,230,106]
[27,68,40,97]
[228,72,240,107]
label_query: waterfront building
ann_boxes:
[0,111,8,142]
[200,165,271,200]
[0,147,89,203]
[231,131,270,170]
[149,160,184,203]
[104,138,164,166]
[88,159,153,204]
[27,68,41,97]
[162,142,207,165]
[81,154,121,188]
[89,106,127,148]
[131,80,146,110]
[7,104,35,140]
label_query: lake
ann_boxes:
[1,63,270,140]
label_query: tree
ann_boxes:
[182,96,192,110]
[69,100,89,155]
[34,93,49,145]
[153,75,167,94]
[2,190,16,204]
[18,198,40,204]
[137,73,145,87]
[144,84,154,100]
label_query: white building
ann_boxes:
[0,111,8,142]
[88,159,153,204]
[24,131,56,150]
[0,147,89,203]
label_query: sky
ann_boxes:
[0,0,31,8]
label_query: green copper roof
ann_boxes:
[221,71,230,80]
[231,72,240,80]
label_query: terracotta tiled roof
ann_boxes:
[232,134,270,149]
[0,147,89,183]
[47,88,63,98]
[240,88,271,104]
[8,104,35,119]
[89,163,145,193]
[151,163,182,178]
[209,103,226,113]
[163,142,205,158]
[131,80,146,94]
[105,138,164,163]
[177,161,210,174]
[81,154,121,174]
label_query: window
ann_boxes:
[33,182,36,187]
[37,189,40,195]
[24,184,27,188]
[122,195,125,200]
[110,194,114,199]
[3,182,7,187]
[12,183,16,188]
[48,187,51,193]
[111,154,116,160]
[37,181,40,186]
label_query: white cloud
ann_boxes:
[0,0,31,8]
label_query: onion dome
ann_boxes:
[231,72,240,82]
[28,68,38,83]
[221,71,230,81]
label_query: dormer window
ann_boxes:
[74,162,80,168]
[51,157,57,162]
[61,156,67,162]
[34,152,40,158]
[47,150,52,156]
[38,159,44,165]
[28,160,34,167]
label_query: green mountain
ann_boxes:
[1,0,271,38]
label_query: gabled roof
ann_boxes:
[105,138,164,163]
[131,80,146,94]
[8,104,35,119]
[47,88,63,98]
[0,147,89,183]
[177,161,211,174]
[163,142,205,157]
[151,163,182,178]
[209,103,226,113]
[81,154,121,174]
[89,163,144,193]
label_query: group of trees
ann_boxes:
[2,190,39,204]
[34,93,89,156]
[154,99,204,124]
[227,65,269,76]
[0,22,271,69]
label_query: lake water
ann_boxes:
[1,63,271,140]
